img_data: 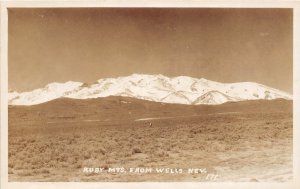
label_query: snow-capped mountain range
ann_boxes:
[8,74,292,106]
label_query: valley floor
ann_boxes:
[8,111,292,182]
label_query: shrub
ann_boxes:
[8,169,13,174]
[83,152,91,160]
[132,148,142,154]
[41,169,50,174]
[8,162,14,168]
[18,170,33,176]
[74,163,82,169]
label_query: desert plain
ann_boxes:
[8,97,292,182]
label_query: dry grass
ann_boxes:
[8,98,293,181]
[8,111,292,182]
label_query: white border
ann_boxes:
[1,1,300,189]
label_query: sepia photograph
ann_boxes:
[1,1,299,188]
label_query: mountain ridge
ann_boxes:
[8,74,292,106]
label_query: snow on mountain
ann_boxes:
[8,74,293,105]
[8,81,83,105]
[193,90,238,105]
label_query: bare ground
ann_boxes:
[8,98,293,182]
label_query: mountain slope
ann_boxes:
[8,97,293,127]
[8,74,292,105]
[192,90,239,105]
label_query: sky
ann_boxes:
[8,8,293,93]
